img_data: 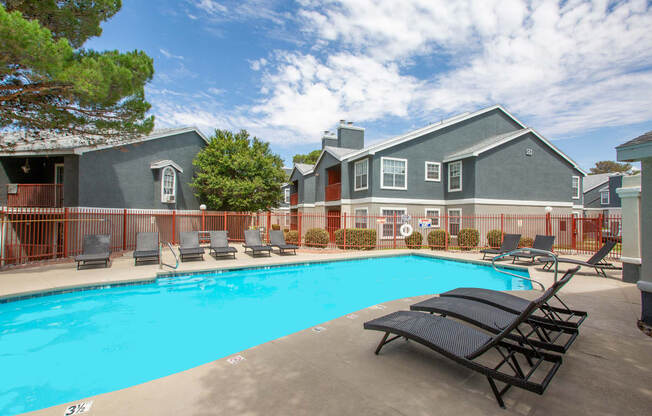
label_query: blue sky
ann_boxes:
[85,0,652,170]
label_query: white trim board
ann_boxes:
[336,197,574,207]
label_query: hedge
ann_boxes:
[304,228,329,247]
[284,230,299,245]
[487,229,502,248]
[519,236,534,248]
[427,229,450,249]
[405,231,423,249]
[334,228,377,250]
[458,228,479,249]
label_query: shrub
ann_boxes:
[487,229,502,248]
[271,224,281,230]
[458,228,479,249]
[427,229,450,249]
[334,228,377,250]
[304,228,329,247]
[405,231,423,249]
[284,230,299,245]
[519,236,534,248]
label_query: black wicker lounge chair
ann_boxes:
[539,239,619,277]
[510,235,555,264]
[480,233,521,260]
[133,232,160,265]
[178,231,205,262]
[209,231,237,259]
[269,230,298,255]
[75,234,111,269]
[364,286,564,408]
[243,230,272,257]
[410,268,580,353]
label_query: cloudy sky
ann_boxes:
[86,0,652,169]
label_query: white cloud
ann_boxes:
[250,58,268,71]
[159,48,185,60]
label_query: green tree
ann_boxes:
[292,149,321,164]
[0,2,154,148]
[589,160,633,174]
[191,130,286,211]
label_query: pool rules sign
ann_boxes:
[64,401,93,415]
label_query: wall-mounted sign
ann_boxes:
[525,148,534,156]
[376,218,386,224]
[418,218,433,228]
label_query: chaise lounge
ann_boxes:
[243,230,272,257]
[133,232,160,265]
[480,233,521,260]
[75,234,111,269]
[208,231,237,259]
[510,235,555,264]
[538,239,619,277]
[269,230,298,255]
[178,231,205,262]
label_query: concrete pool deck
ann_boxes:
[2,250,650,415]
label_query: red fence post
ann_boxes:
[201,209,206,231]
[122,208,127,251]
[343,212,347,250]
[63,207,69,257]
[297,212,302,246]
[500,214,504,239]
[266,211,271,243]
[545,212,551,236]
[172,210,176,245]
[571,215,577,251]
[393,212,397,249]
[223,211,227,232]
[597,214,603,250]
[444,214,449,251]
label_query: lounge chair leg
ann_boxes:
[487,377,506,408]
[374,332,401,355]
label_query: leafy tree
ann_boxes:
[589,160,633,174]
[191,130,286,211]
[293,149,321,165]
[0,2,154,149]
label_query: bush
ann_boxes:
[458,228,479,249]
[284,230,299,245]
[304,228,329,247]
[334,228,377,250]
[487,229,502,248]
[519,236,534,248]
[427,229,450,249]
[271,224,281,230]
[405,231,423,249]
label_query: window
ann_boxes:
[425,208,440,228]
[284,187,290,203]
[381,157,407,190]
[380,208,406,238]
[354,208,368,228]
[448,161,462,192]
[354,159,369,191]
[425,161,441,182]
[161,167,176,202]
[600,189,609,205]
[448,209,462,236]
[572,176,580,199]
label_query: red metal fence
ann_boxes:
[0,207,621,267]
[6,184,63,208]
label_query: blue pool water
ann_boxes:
[0,255,530,414]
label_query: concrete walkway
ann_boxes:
[2,250,650,415]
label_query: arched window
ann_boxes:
[161,166,176,202]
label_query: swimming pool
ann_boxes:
[0,254,530,414]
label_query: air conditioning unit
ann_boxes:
[162,195,175,203]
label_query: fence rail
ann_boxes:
[0,207,621,267]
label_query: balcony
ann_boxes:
[325,182,341,202]
[290,192,298,206]
[6,184,63,208]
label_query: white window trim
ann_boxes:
[424,161,441,182]
[354,207,368,228]
[447,208,462,236]
[284,187,290,204]
[354,158,369,191]
[424,208,441,228]
[600,189,610,205]
[379,206,407,239]
[572,176,580,199]
[161,166,176,203]
[380,157,408,190]
[447,161,462,192]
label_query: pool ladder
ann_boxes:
[491,248,559,291]
[159,242,179,270]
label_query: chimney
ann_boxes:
[337,120,364,150]
[321,130,338,149]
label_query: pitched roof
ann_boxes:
[150,160,184,173]
[294,163,314,174]
[583,173,611,193]
[0,126,209,156]
[616,130,652,149]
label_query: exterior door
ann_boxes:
[327,209,341,242]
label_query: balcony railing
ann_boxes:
[325,182,341,202]
[6,184,63,207]
[290,192,298,206]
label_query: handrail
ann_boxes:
[491,248,558,291]
[159,242,179,270]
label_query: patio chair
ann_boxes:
[75,234,111,269]
[538,238,619,277]
[179,231,205,262]
[480,233,521,260]
[364,284,564,408]
[410,267,581,353]
[209,231,237,259]
[510,235,556,264]
[133,232,160,265]
[269,230,298,255]
[243,229,272,257]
